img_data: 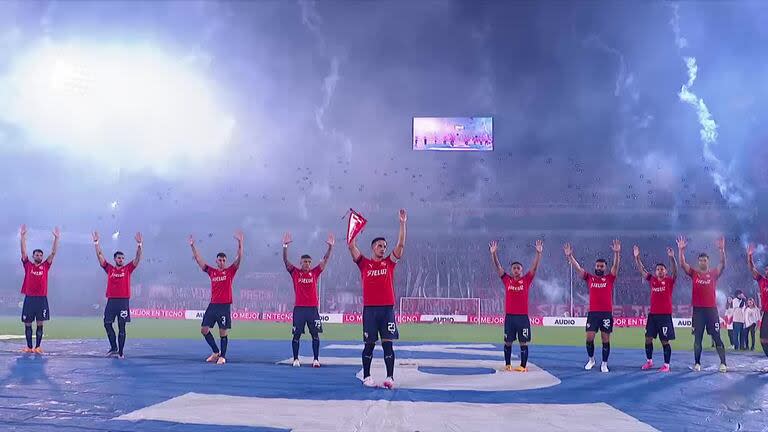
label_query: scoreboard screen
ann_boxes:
[413,117,493,151]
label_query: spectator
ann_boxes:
[733,290,747,350]
[724,297,735,350]
[745,298,760,351]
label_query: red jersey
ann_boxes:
[21,258,51,297]
[501,272,534,315]
[689,269,719,308]
[584,273,616,312]
[646,274,675,314]
[754,274,768,313]
[290,266,323,307]
[103,262,136,299]
[356,255,397,306]
[204,264,238,304]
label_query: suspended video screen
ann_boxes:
[413,116,493,151]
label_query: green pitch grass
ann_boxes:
[0,315,734,352]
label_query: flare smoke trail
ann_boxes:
[670,4,760,253]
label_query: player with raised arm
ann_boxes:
[283,231,335,367]
[93,231,142,359]
[564,240,620,372]
[633,245,677,372]
[746,243,768,359]
[190,231,243,365]
[677,235,727,372]
[349,209,406,389]
[489,239,543,372]
[19,225,60,354]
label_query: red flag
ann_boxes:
[347,208,367,244]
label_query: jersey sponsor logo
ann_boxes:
[694,277,712,285]
[110,271,128,278]
[651,286,667,292]
[507,284,524,292]
[297,278,314,284]
[366,268,388,277]
[211,275,228,283]
[30,269,45,276]
[590,282,608,289]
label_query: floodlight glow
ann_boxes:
[0,40,236,177]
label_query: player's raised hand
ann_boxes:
[611,239,621,253]
[633,245,640,258]
[747,243,755,256]
[676,236,687,250]
[489,240,499,254]
[667,247,675,257]
[715,236,725,251]
[20,224,27,238]
[92,231,100,243]
[52,226,61,239]
[188,234,195,246]
[135,232,143,244]
[326,232,335,247]
[563,243,573,257]
[234,230,244,243]
[535,239,543,253]
[399,209,407,223]
[282,232,292,245]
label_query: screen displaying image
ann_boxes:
[413,117,493,151]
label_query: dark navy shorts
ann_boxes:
[504,314,531,343]
[692,307,719,336]
[646,314,676,341]
[362,306,399,343]
[292,306,323,336]
[586,311,613,334]
[22,296,50,323]
[104,298,131,324]
[201,303,232,329]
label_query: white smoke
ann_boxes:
[536,277,568,303]
[672,5,753,209]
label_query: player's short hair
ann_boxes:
[595,258,607,265]
[300,254,312,260]
[216,252,227,259]
[655,263,666,269]
[114,251,124,259]
[698,253,709,259]
[510,261,523,268]
[32,249,44,255]
[371,237,386,247]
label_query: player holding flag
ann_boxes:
[282,231,335,367]
[19,225,60,354]
[564,240,621,373]
[489,239,543,372]
[633,245,677,372]
[677,235,727,372]
[348,209,406,389]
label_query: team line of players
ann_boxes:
[16,211,768,387]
